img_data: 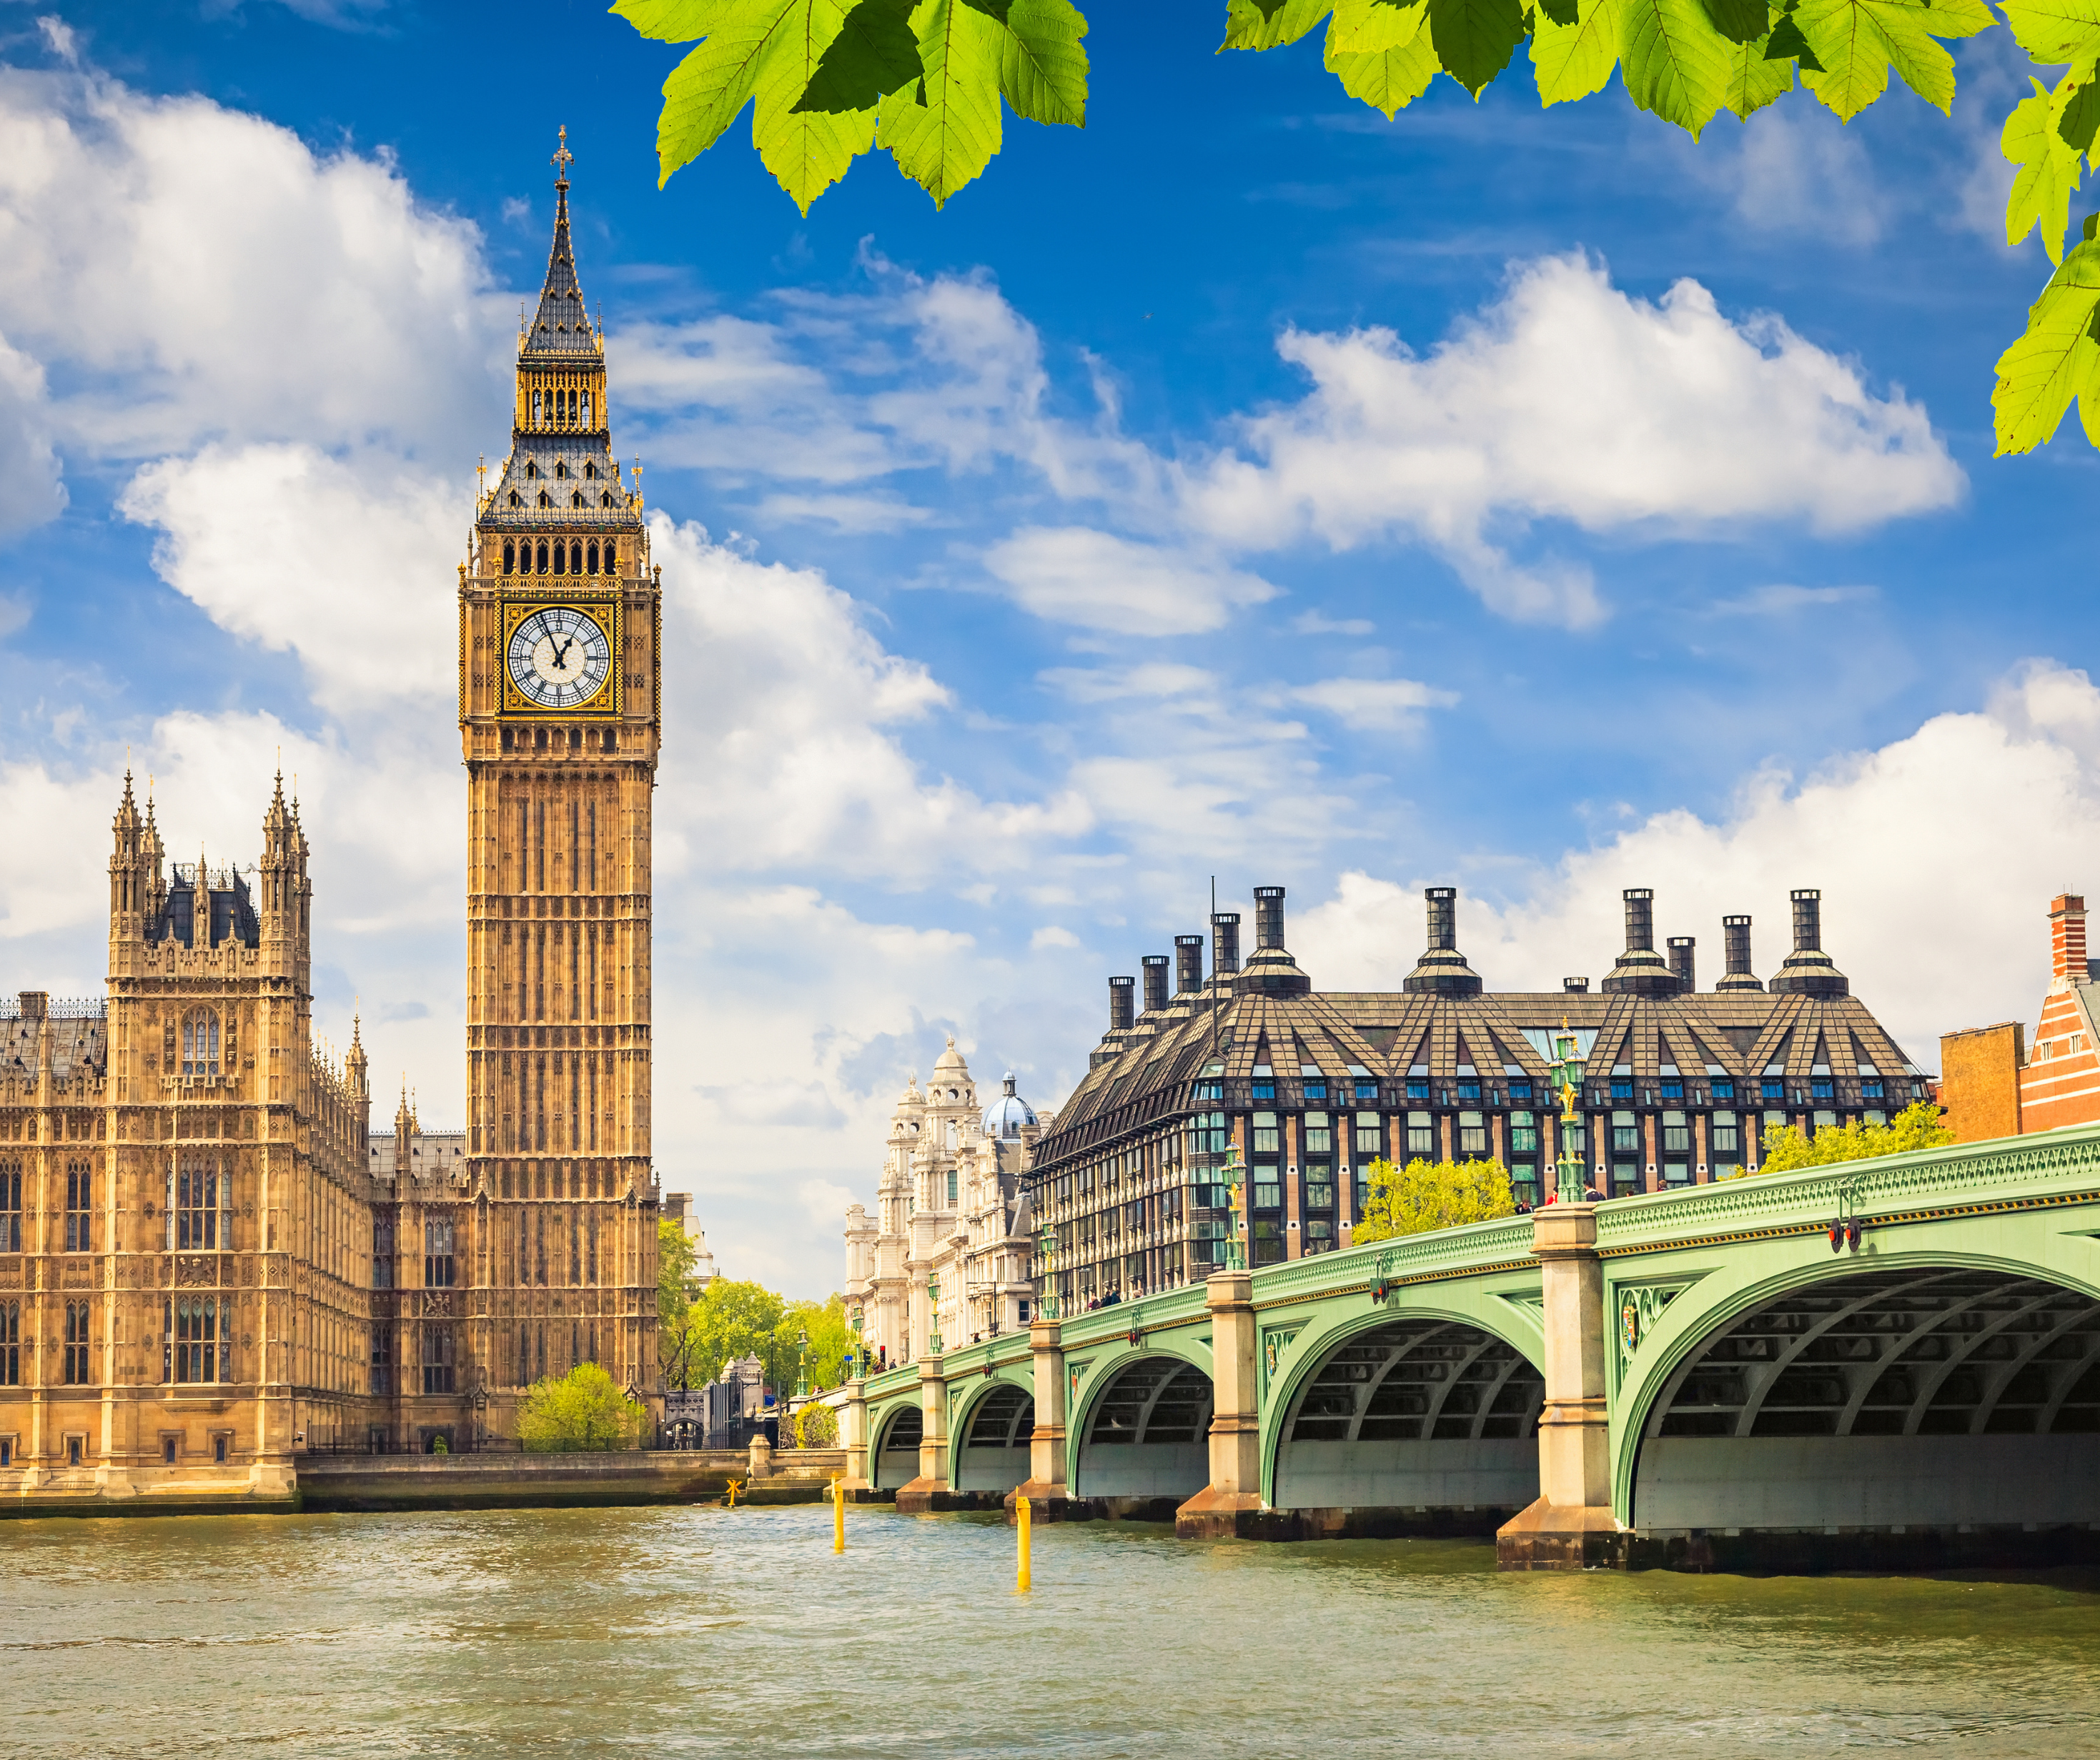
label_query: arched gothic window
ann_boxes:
[553,542,565,577]
[570,541,583,572]
[531,389,543,424]
[536,540,549,575]
[502,540,516,575]
[580,392,592,426]
[555,460,567,479]
[538,491,551,508]
[604,540,616,571]
[586,541,598,575]
[525,460,538,479]
[182,1007,220,1078]
[572,492,585,508]
[584,461,596,480]
[509,492,522,509]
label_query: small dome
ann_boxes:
[981,1071,1037,1140]
[933,1033,969,1074]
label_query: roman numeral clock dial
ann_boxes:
[503,605,615,712]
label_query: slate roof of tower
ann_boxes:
[521,173,596,361]
[479,157,644,537]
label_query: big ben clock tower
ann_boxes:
[459,133,659,1419]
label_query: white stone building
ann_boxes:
[843,1038,1049,1372]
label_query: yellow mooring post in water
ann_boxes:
[725,1478,743,1508]
[832,1476,846,1553]
[1016,1493,1032,1591]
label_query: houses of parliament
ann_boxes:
[0,144,664,1497]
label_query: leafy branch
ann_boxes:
[611,0,2100,458]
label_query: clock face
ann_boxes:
[507,606,612,710]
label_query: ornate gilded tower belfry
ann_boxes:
[459,132,660,1411]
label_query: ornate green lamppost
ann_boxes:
[1222,1146,1248,1271]
[795,1327,809,1398]
[1037,1225,1059,1321]
[1547,1021,1591,1205]
[926,1272,942,1355]
[848,1306,865,1380]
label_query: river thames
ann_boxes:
[5,1504,2099,1757]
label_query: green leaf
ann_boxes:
[753,0,879,211]
[1794,0,1991,124]
[1993,237,2100,454]
[1762,11,1822,68]
[1327,0,1430,48]
[1699,0,1769,44]
[612,0,736,43]
[795,0,921,111]
[649,0,803,187]
[2000,0,2100,66]
[1537,0,1580,26]
[2005,78,2085,263]
[878,0,1006,206]
[1327,30,1445,108]
[1429,0,1527,94]
[1221,0,1335,49]
[1532,0,1623,102]
[995,0,1089,126]
[2059,65,2100,154]
[1619,0,1732,136]
[1725,29,1795,113]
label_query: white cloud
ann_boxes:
[1710,583,1878,617]
[1294,609,1375,636]
[983,526,1280,635]
[119,444,466,712]
[1284,676,1459,733]
[650,515,1093,881]
[1180,254,1963,627]
[1698,104,1883,247]
[0,66,506,466]
[0,333,63,534]
[1031,925,1080,950]
[1289,660,2100,1065]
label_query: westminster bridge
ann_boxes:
[837,1125,2100,1569]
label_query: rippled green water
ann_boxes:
[5,1505,2099,1757]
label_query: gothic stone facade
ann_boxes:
[0,153,664,1501]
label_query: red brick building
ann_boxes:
[1941,894,2100,1142]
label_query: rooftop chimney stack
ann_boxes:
[1237,884,1313,995]
[1717,914,1763,993]
[1211,913,1240,978]
[1174,934,1204,995]
[2051,893,2089,987]
[1564,976,1590,993]
[1108,975,1136,1033]
[1254,885,1287,950]
[1603,887,1678,995]
[1141,955,1169,1014]
[1667,935,1695,993]
[1404,886,1483,995]
[1770,888,1848,997]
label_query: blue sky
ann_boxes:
[2,1,2096,1291]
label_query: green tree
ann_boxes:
[1754,1100,1953,1173]
[658,1217,702,1390]
[610,0,2100,462]
[794,1399,841,1446]
[771,1294,856,1396]
[685,1277,790,1387]
[517,1362,648,1451]
[1352,1155,1517,1243]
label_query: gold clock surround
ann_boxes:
[498,594,623,719]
